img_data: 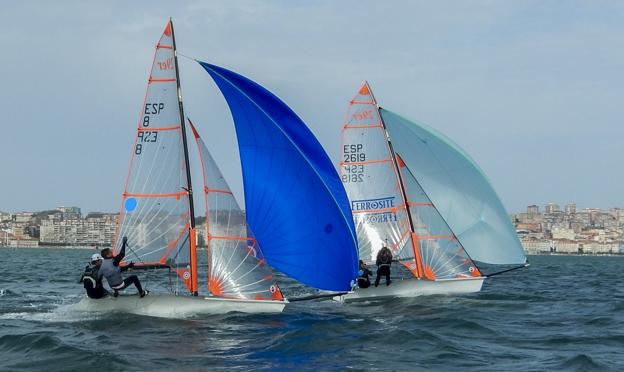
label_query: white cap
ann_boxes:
[91,253,102,262]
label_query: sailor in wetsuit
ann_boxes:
[100,237,148,298]
[357,260,373,288]
[374,246,393,287]
[79,254,107,299]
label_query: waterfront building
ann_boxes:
[552,227,575,241]
[565,203,577,214]
[520,239,551,254]
[0,212,11,222]
[552,239,579,254]
[8,239,39,248]
[545,203,560,214]
[39,209,116,246]
[527,205,539,216]
[13,212,34,223]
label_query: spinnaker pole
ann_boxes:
[170,18,198,295]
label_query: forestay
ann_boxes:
[198,62,358,291]
[340,83,413,263]
[189,120,284,301]
[380,108,527,265]
[113,22,193,289]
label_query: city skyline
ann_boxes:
[2,201,624,216]
[3,203,623,255]
[2,2,624,214]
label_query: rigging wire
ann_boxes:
[125,241,151,290]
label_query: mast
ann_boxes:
[377,104,425,279]
[170,19,198,295]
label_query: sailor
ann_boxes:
[357,260,373,288]
[79,253,107,299]
[374,246,393,287]
[100,237,148,298]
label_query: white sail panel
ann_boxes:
[190,121,283,301]
[398,156,480,279]
[114,22,192,288]
[341,83,412,263]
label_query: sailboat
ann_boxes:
[73,20,359,317]
[335,82,527,301]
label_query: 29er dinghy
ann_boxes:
[74,20,288,316]
[335,82,527,302]
[75,20,361,316]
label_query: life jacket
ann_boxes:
[80,265,106,299]
[380,249,392,265]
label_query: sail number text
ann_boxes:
[135,102,164,155]
[342,144,365,182]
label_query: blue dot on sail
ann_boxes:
[124,197,137,212]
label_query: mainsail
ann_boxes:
[380,108,527,265]
[189,120,284,301]
[340,83,413,265]
[198,62,359,291]
[113,21,197,292]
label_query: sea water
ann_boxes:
[0,248,622,370]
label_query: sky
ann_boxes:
[1,1,623,214]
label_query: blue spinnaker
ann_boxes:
[198,62,358,291]
[380,108,526,265]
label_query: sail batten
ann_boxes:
[199,62,358,291]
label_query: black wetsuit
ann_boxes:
[79,264,107,299]
[357,268,373,288]
[375,247,393,287]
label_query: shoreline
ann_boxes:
[1,246,622,257]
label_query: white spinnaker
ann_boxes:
[114,22,192,286]
[380,108,527,265]
[398,155,480,280]
[340,83,413,264]
[190,121,283,301]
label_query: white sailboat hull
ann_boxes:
[70,294,287,318]
[335,277,485,302]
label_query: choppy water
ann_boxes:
[0,248,623,371]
